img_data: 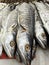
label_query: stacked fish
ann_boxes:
[0,1,49,65]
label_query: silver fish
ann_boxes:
[16,2,35,65]
[0,3,17,36]
[16,27,32,65]
[16,36,36,62]
[0,3,7,56]
[35,5,47,49]
[0,4,10,56]
[34,2,49,34]
[0,5,18,57]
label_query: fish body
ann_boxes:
[16,27,33,65]
[0,3,6,55]
[16,2,35,65]
[35,5,47,49]
[0,5,18,57]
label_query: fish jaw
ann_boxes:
[16,31,33,65]
[2,33,16,58]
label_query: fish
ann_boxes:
[16,2,35,65]
[34,2,49,34]
[16,35,37,62]
[35,5,47,49]
[0,5,18,58]
[0,3,17,36]
[0,3,7,56]
[16,27,33,65]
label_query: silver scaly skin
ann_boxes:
[0,4,13,56]
[0,3,7,56]
[34,2,49,34]
[16,27,33,65]
[0,4,18,57]
[35,5,47,49]
[16,2,36,65]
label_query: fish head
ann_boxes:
[38,32,47,49]
[4,32,16,58]
[17,32,33,65]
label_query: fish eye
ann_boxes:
[10,41,15,47]
[25,44,30,52]
[41,33,46,38]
